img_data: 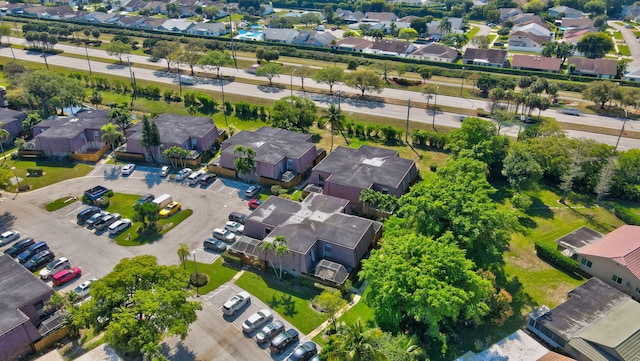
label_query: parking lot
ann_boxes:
[0,164,290,360]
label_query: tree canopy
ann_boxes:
[312,66,345,93]
[576,32,614,58]
[23,70,84,117]
[345,69,384,97]
[270,96,318,132]
[445,117,510,171]
[255,62,282,86]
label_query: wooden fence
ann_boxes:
[32,327,68,353]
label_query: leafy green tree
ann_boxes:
[445,117,510,171]
[263,49,280,62]
[324,103,346,151]
[109,104,133,133]
[233,145,257,182]
[177,244,190,270]
[437,16,452,36]
[23,70,80,117]
[576,32,614,58]
[398,28,418,42]
[611,149,640,201]
[270,96,318,132]
[0,168,12,190]
[471,35,491,49]
[345,69,383,97]
[0,122,9,155]
[0,24,11,45]
[133,202,160,233]
[90,90,103,109]
[22,113,42,134]
[372,331,423,361]
[582,80,617,109]
[311,290,347,332]
[178,43,206,76]
[105,40,130,64]
[140,117,162,162]
[255,62,282,86]
[502,144,543,191]
[259,235,290,279]
[410,17,427,35]
[313,66,345,93]
[101,123,123,152]
[152,41,180,71]
[322,320,387,361]
[71,256,201,356]
[163,146,190,168]
[300,13,321,28]
[198,50,233,78]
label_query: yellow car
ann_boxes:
[159,201,181,217]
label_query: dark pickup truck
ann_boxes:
[84,186,111,201]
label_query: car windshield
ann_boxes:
[46,262,58,270]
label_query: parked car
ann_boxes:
[134,194,155,206]
[52,267,82,287]
[248,199,263,210]
[159,201,181,217]
[75,278,97,298]
[256,320,285,344]
[243,309,273,333]
[24,250,55,272]
[561,107,581,116]
[86,211,109,228]
[245,185,262,198]
[5,238,35,258]
[222,291,251,316]
[288,341,318,361]
[160,166,170,177]
[40,257,71,280]
[94,213,121,231]
[225,221,244,234]
[77,206,101,224]
[121,163,136,175]
[270,329,299,353]
[203,238,227,252]
[0,230,21,246]
[17,241,49,264]
[212,228,236,243]
[188,170,206,185]
[228,212,248,224]
[109,219,132,235]
[200,173,216,186]
[175,168,192,181]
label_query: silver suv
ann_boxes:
[223,291,251,316]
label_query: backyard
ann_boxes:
[1,159,93,192]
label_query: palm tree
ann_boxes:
[177,244,190,271]
[325,320,387,361]
[101,123,123,152]
[259,235,290,279]
[233,145,256,182]
[438,17,452,37]
[0,122,9,157]
[324,103,345,151]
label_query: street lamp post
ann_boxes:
[432,86,440,130]
[10,167,20,199]
[336,90,342,111]
[85,42,92,76]
[192,251,199,297]
[459,67,466,96]
[405,99,412,143]
[220,72,227,126]
[615,109,628,151]
[290,69,297,97]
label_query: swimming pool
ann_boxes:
[235,29,264,41]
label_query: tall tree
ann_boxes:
[105,40,130,64]
[0,122,9,156]
[323,320,387,361]
[576,32,614,58]
[100,123,123,152]
[323,103,346,151]
[445,117,510,171]
[595,157,615,204]
[198,50,233,78]
[437,17,452,36]
[109,104,133,133]
[71,256,201,356]
[313,66,345,93]
[582,80,617,109]
[345,69,383,97]
[179,43,206,76]
[502,144,543,191]
[233,145,256,182]
[0,24,11,45]
[270,96,318,132]
[255,62,282,86]
[90,90,103,109]
[133,202,160,233]
[152,41,180,71]
[23,70,77,116]
[177,244,190,270]
[259,235,290,279]
[297,66,313,91]
[311,290,347,333]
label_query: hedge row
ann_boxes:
[534,241,580,274]
[614,206,640,225]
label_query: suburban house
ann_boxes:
[408,43,458,62]
[549,5,583,18]
[568,57,618,78]
[121,114,219,163]
[333,37,373,52]
[363,11,397,22]
[21,5,47,17]
[562,28,592,45]
[25,109,109,160]
[462,48,508,67]
[158,19,194,32]
[511,13,544,25]
[186,22,229,37]
[293,30,336,47]
[135,16,167,30]
[511,54,562,72]
[623,66,640,82]
[499,8,523,22]
[83,11,119,24]
[527,277,640,360]
[575,225,640,299]
[0,255,54,361]
[508,31,549,52]
[456,330,569,361]
[426,17,464,40]
[114,15,145,27]
[512,21,551,37]
[214,127,321,186]
[229,193,383,285]
[621,5,640,21]
[554,226,604,258]
[309,145,418,209]
[0,108,27,145]
[40,5,75,19]
[560,17,595,31]
[263,28,299,44]
[367,39,416,56]
[336,9,365,23]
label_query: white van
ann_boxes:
[152,194,172,209]
[187,171,206,185]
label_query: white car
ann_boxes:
[160,166,170,177]
[187,170,206,185]
[0,230,21,246]
[213,228,236,243]
[225,221,245,234]
[109,219,132,235]
[39,257,71,280]
[75,278,97,298]
[175,168,192,181]
[222,291,251,315]
[242,309,273,333]
[121,163,136,175]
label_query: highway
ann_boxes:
[1,38,638,150]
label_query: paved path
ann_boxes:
[609,21,640,68]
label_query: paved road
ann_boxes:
[1,40,639,150]
[609,21,640,68]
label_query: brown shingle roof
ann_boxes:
[512,54,562,71]
[410,43,458,60]
[537,352,575,361]
[568,57,618,77]
[581,225,640,278]
[334,37,373,50]
[370,39,411,54]
[463,48,507,65]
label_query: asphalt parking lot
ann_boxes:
[0,163,288,360]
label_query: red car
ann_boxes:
[52,267,82,286]
[248,198,263,210]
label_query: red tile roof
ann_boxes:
[512,54,562,71]
[568,57,618,77]
[581,226,640,279]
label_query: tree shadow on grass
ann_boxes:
[268,293,282,309]
[525,197,554,219]
[565,204,618,233]
[280,294,298,318]
[164,340,197,361]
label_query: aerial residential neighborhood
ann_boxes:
[0,0,640,359]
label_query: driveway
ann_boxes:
[609,21,640,68]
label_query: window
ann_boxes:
[612,275,623,284]
[323,244,332,258]
[635,287,640,294]
[581,258,592,268]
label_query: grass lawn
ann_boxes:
[103,193,194,246]
[613,31,624,40]
[1,159,93,192]
[183,257,238,294]
[235,271,328,334]
[312,287,375,346]
[619,45,631,56]
[46,196,78,211]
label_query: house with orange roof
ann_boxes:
[577,225,640,299]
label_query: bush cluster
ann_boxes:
[614,206,640,226]
[411,130,448,149]
[534,241,580,274]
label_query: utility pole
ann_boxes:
[41,48,49,70]
[405,99,412,143]
[615,109,628,151]
[432,86,439,130]
[85,42,92,75]
[459,67,466,96]
[220,72,227,126]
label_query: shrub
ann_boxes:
[26,168,43,176]
[511,193,533,211]
[190,272,208,287]
[104,190,115,198]
[18,184,31,192]
[392,77,422,86]
[614,206,640,225]
[534,241,580,274]
[429,163,437,172]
